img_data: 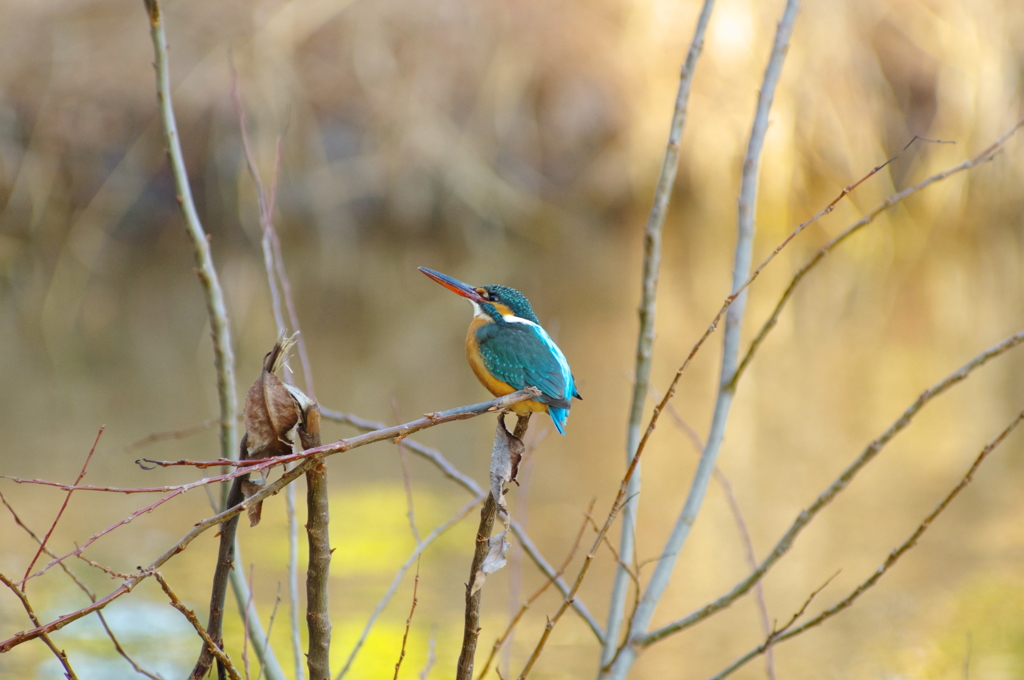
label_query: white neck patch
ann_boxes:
[502,314,539,327]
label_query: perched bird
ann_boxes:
[419,267,581,434]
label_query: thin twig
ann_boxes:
[476,501,593,680]
[394,559,421,680]
[420,636,437,680]
[321,408,604,642]
[0,573,80,680]
[243,564,255,680]
[0,492,162,679]
[393,399,422,543]
[654,387,775,679]
[229,63,307,680]
[156,572,243,680]
[125,419,219,452]
[641,328,1024,646]
[515,393,659,678]
[23,428,103,583]
[336,497,483,679]
[257,584,283,680]
[286,469,303,680]
[605,0,717,663]
[703,408,1024,680]
[730,117,1024,388]
[1,392,537,654]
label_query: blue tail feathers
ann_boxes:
[549,406,568,435]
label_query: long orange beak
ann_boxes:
[418,267,487,303]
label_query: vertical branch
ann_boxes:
[230,67,308,680]
[190,443,249,680]
[302,407,332,680]
[604,2,800,677]
[457,415,531,680]
[458,493,498,680]
[604,0,717,664]
[146,1,282,675]
[142,0,238,484]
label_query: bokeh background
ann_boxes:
[2,0,1024,678]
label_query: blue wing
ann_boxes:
[475,320,578,435]
[475,320,577,412]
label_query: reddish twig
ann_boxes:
[23,428,104,583]
[729,117,1024,389]
[394,559,421,680]
[0,492,160,679]
[322,408,604,642]
[515,398,657,678]
[476,501,593,679]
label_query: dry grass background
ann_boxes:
[1,0,1024,678]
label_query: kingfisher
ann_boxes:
[419,267,581,434]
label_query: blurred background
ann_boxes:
[1,0,1024,677]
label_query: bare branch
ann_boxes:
[302,408,332,680]
[322,408,604,642]
[0,573,80,679]
[516,391,658,678]
[157,572,242,680]
[731,117,1024,387]
[23,428,103,583]
[703,408,1024,680]
[641,328,1024,646]
[458,415,531,680]
[394,560,421,680]
[476,501,593,680]
[124,419,219,452]
[1,492,162,679]
[142,0,239,485]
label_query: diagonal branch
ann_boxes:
[321,408,605,642]
[0,390,540,653]
[640,328,1024,646]
[730,117,1024,388]
[0,492,161,680]
[22,428,103,583]
[0,573,80,680]
[702,407,1024,680]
